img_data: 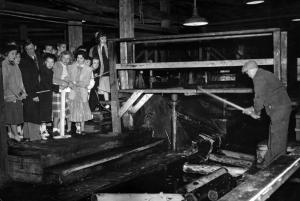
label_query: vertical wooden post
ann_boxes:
[0,62,8,186]
[273,31,281,80]
[19,24,28,41]
[108,41,122,134]
[119,0,135,89]
[280,31,288,86]
[171,94,178,151]
[160,0,171,29]
[68,21,82,53]
[0,0,5,9]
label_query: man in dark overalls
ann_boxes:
[242,60,292,168]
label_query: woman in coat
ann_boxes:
[2,45,27,141]
[68,50,93,134]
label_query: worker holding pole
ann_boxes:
[242,60,292,168]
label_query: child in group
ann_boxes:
[39,53,57,139]
[52,51,73,135]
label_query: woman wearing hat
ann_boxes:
[2,45,27,141]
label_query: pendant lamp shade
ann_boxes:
[183,0,208,26]
[246,0,264,5]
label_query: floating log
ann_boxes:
[91,193,185,201]
[220,150,255,161]
[209,154,253,168]
[178,168,227,194]
[183,163,248,177]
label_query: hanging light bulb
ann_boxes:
[246,0,264,5]
[183,0,208,26]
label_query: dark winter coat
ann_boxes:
[19,53,43,123]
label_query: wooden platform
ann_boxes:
[219,154,300,201]
[7,132,163,183]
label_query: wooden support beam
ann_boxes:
[122,33,272,44]
[160,0,171,29]
[280,31,288,86]
[108,41,121,134]
[0,61,8,186]
[128,94,153,113]
[116,59,274,70]
[113,28,280,43]
[273,30,281,80]
[119,90,144,117]
[19,24,28,41]
[0,0,5,9]
[119,0,135,89]
[120,88,253,94]
[68,21,82,53]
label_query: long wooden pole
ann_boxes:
[197,87,246,111]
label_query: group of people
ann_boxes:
[1,31,111,142]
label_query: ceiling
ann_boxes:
[1,0,300,34]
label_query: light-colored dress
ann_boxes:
[68,62,93,122]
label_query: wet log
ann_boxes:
[183,163,248,177]
[209,154,253,168]
[183,173,236,201]
[220,150,255,161]
[91,193,185,201]
[178,168,227,194]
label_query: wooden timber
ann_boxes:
[218,155,300,201]
[280,31,288,86]
[183,163,248,177]
[116,59,274,70]
[273,30,281,80]
[108,41,122,133]
[209,154,253,168]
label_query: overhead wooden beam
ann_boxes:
[116,59,274,70]
[60,0,103,14]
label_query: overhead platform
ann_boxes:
[119,87,253,94]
